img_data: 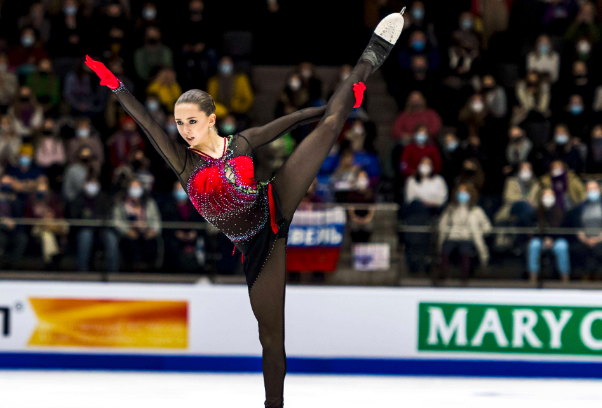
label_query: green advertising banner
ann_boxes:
[418,303,602,356]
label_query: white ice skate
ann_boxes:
[359,7,405,73]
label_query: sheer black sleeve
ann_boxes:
[238,106,327,153]
[112,83,188,176]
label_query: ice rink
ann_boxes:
[1,371,602,408]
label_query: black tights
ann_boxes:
[249,61,372,407]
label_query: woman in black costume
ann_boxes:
[85,10,405,407]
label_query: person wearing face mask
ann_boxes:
[5,144,45,200]
[403,155,448,274]
[160,181,207,272]
[69,176,118,272]
[8,27,48,78]
[107,116,146,171]
[219,115,238,136]
[400,125,442,178]
[458,94,487,138]
[494,162,541,241]
[34,118,66,188]
[62,146,96,202]
[274,72,311,131]
[527,188,571,284]
[527,35,560,83]
[438,183,492,281]
[0,174,28,269]
[540,160,586,212]
[565,2,601,47]
[25,58,60,112]
[544,124,584,173]
[440,132,467,186]
[586,125,602,173]
[8,86,44,138]
[113,178,162,271]
[17,3,52,45]
[505,126,533,175]
[398,30,441,74]
[401,1,438,49]
[564,180,602,279]
[143,94,167,127]
[207,56,254,121]
[67,117,104,167]
[512,70,551,126]
[480,75,507,119]
[0,54,18,111]
[561,94,592,141]
[147,68,182,113]
[456,158,485,194]
[392,91,442,141]
[26,178,69,269]
[297,62,324,105]
[133,26,174,82]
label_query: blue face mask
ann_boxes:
[20,155,31,167]
[412,40,426,52]
[457,191,470,204]
[446,141,459,151]
[461,18,473,30]
[174,189,188,201]
[570,104,584,115]
[555,133,569,145]
[219,63,233,75]
[415,131,428,145]
[221,123,236,135]
[412,8,424,21]
[588,190,601,202]
[21,35,34,47]
[146,100,160,111]
[36,191,46,200]
[167,123,178,134]
[63,5,77,15]
[1,184,11,193]
[539,44,550,54]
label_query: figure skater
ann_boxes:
[85,9,405,407]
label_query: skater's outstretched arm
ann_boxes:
[239,105,327,152]
[85,56,188,176]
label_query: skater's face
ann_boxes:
[174,103,216,146]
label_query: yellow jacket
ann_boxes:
[207,74,254,118]
[147,81,182,113]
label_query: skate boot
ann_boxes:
[358,7,405,74]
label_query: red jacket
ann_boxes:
[400,143,442,178]
[392,109,442,141]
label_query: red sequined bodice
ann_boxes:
[186,135,272,243]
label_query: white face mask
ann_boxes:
[289,78,301,91]
[552,167,564,177]
[418,163,432,176]
[542,194,556,208]
[519,169,532,181]
[578,40,591,55]
[471,101,485,113]
[356,175,369,190]
[84,182,100,197]
[301,68,312,79]
[76,128,90,138]
[128,186,143,199]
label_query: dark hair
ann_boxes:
[175,89,215,117]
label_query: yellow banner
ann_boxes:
[28,298,188,349]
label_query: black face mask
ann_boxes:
[147,38,159,45]
[20,97,30,103]
[42,130,53,136]
[1,184,12,193]
[132,160,143,170]
[36,191,46,200]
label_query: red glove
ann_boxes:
[85,55,120,90]
[353,82,366,108]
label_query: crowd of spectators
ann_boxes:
[1,0,602,282]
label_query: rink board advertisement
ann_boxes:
[1,281,602,377]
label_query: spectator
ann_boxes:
[391,91,442,142]
[102,58,135,129]
[542,124,585,173]
[5,144,45,200]
[512,71,551,126]
[17,2,52,45]
[68,176,118,272]
[107,116,145,171]
[113,178,162,271]
[474,0,510,50]
[504,126,533,175]
[403,156,448,274]
[0,115,21,169]
[330,148,370,202]
[566,180,602,279]
[495,162,541,228]
[456,158,485,194]
[540,160,585,212]
[62,145,96,203]
[400,125,442,178]
[555,61,595,113]
[526,34,560,83]
[143,93,167,128]
[274,71,309,124]
[398,30,440,74]
[67,117,104,168]
[298,61,324,106]
[403,1,438,49]
[0,54,19,113]
[178,39,218,91]
[26,177,69,270]
[343,119,380,184]
[438,183,492,280]
[8,27,48,79]
[207,56,254,121]
[561,94,592,140]
[440,131,467,187]
[395,55,438,109]
[160,181,207,272]
[586,124,602,173]
[458,93,487,138]
[527,188,571,283]
[8,85,44,138]
[480,74,507,119]
[34,117,66,189]
[64,59,102,117]
[130,149,155,194]
[0,174,28,269]
[564,1,601,46]
[25,58,61,113]
[134,26,174,83]
[181,0,211,47]
[542,0,578,36]
[146,68,182,113]
[49,0,87,76]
